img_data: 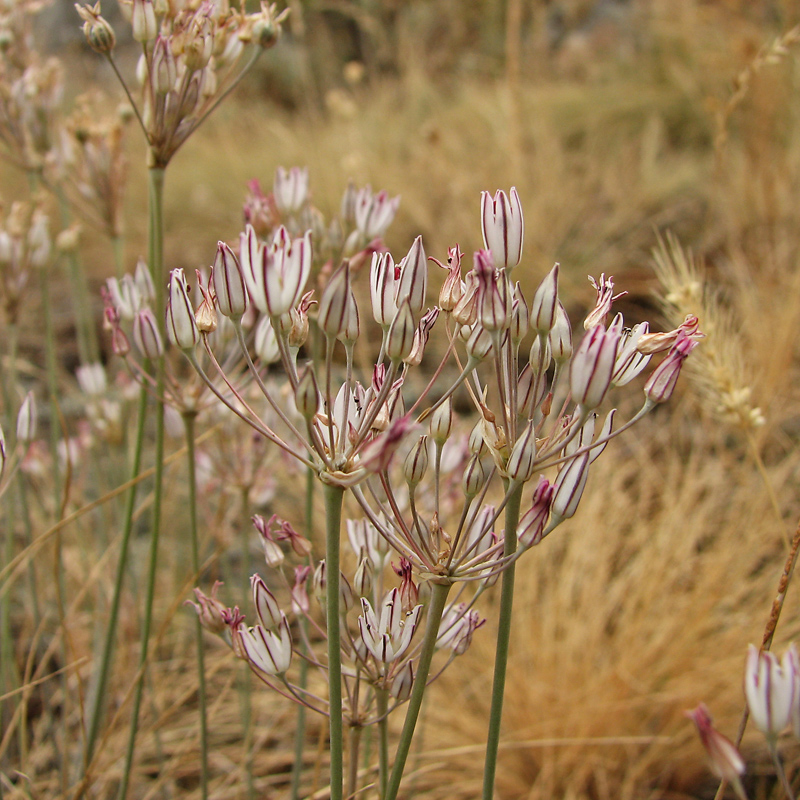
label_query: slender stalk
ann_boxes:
[83,384,148,765]
[769,742,795,800]
[117,164,167,800]
[347,724,362,800]
[182,413,209,800]
[290,467,315,800]
[324,482,345,800]
[376,689,389,800]
[482,481,523,800]
[384,580,452,800]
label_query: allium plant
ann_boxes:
[179,173,703,799]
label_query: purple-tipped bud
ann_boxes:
[462,453,487,498]
[385,298,416,362]
[396,236,427,318]
[548,302,573,364]
[686,704,746,790]
[133,308,164,359]
[551,453,590,521]
[166,269,199,351]
[510,282,529,344]
[464,323,494,361]
[291,566,311,616]
[506,420,537,482]
[429,398,452,445]
[266,227,312,317]
[403,435,429,488]
[744,644,797,740]
[468,421,487,457]
[404,307,439,366]
[295,366,320,421]
[390,661,414,701]
[16,392,36,444]
[530,264,560,334]
[569,324,620,409]
[318,261,352,338]
[644,334,699,404]
[475,250,511,332]
[529,335,552,375]
[251,575,283,630]
[273,166,309,215]
[518,477,554,547]
[516,362,548,416]
[312,560,326,599]
[253,514,285,568]
[354,187,400,239]
[152,36,177,93]
[213,241,248,319]
[339,289,360,345]
[131,0,157,42]
[186,582,227,634]
[134,259,155,304]
[481,187,524,272]
[106,275,141,320]
[370,251,399,328]
[353,555,373,598]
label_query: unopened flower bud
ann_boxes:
[481,187,523,272]
[76,3,117,53]
[403,435,429,488]
[353,555,373,597]
[429,398,452,445]
[252,575,283,630]
[133,308,164,359]
[295,366,320,421]
[213,241,247,320]
[291,566,311,616]
[186,581,227,634]
[396,235,427,318]
[468,421,487,457]
[312,560,326,599]
[530,264,559,334]
[166,269,199,351]
[318,261,351,338]
[510,282,529,344]
[464,323,494,361]
[506,421,536,482]
[570,324,620,410]
[462,453,487,498]
[644,334,699,405]
[517,477,553,547]
[16,392,36,444]
[386,298,416,362]
[551,453,590,521]
[390,661,414,702]
[131,0,157,42]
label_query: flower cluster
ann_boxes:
[75,0,288,168]
[176,171,702,729]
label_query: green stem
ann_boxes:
[83,384,148,766]
[376,689,389,800]
[117,164,167,800]
[384,580,452,800]
[347,724,362,800]
[290,467,315,800]
[183,413,208,800]
[324,482,345,800]
[481,481,523,800]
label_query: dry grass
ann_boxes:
[6,1,800,798]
